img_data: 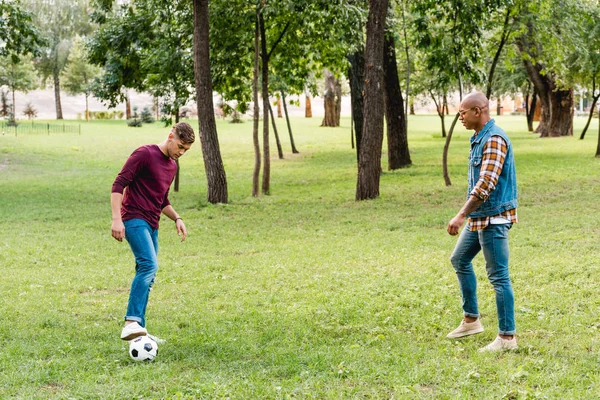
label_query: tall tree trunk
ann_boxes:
[192,0,228,203]
[259,12,270,195]
[443,93,449,115]
[305,93,312,117]
[11,88,16,122]
[410,102,415,115]
[277,96,282,118]
[486,7,512,99]
[334,77,342,126]
[252,9,261,197]
[53,70,63,120]
[442,113,461,186]
[85,94,89,122]
[596,113,600,157]
[547,88,574,137]
[174,112,180,192]
[281,91,299,153]
[383,32,410,170]
[580,75,599,140]
[401,0,410,133]
[526,88,537,132]
[356,0,388,200]
[268,100,284,159]
[348,49,365,163]
[321,71,338,127]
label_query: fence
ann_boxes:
[0,121,81,136]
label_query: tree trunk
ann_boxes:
[281,91,299,153]
[383,32,410,170]
[443,93,449,115]
[410,103,415,115]
[442,113,461,186]
[53,70,63,120]
[486,7,512,99]
[126,93,131,119]
[305,94,312,117]
[356,0,388,201]
[321,71,338,127]
[430,91,446,137]
[268,100,284,159]
[580,94,599,140]
[526,90,537,132]
[252,9,261,197]
[174,112,180,192]
[85,94,89,122]
[547,88,574,137]
[259,12,270,195]
[596,112,600,157]
[347,49,365,163]
[334,77,342,126]
[192,0,228,204]
[277,96,282,118]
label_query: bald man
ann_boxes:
[446,92,518,352]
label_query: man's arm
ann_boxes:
[447,195,484,235]
[162,205,187,242]
[111,192,125,242]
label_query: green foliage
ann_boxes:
[0,0,45,60]
[0,116,600,398]
[140,107,154,124]
[61,37,102,98]
[127,118,142,127]
[0,89,8,117]
[0,54,38,95]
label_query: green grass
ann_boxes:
[1,115,599,399]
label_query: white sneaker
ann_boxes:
[120,322,147,341]
[147,333,166,344]
[447,319,484,338]
[478,336,518,352]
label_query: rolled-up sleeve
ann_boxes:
[470,136,507,201]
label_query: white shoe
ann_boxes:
[120,322,147,341]
[478,336,518,352]
[147,333,166,344]
[447,319,484,338]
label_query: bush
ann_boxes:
[127,118,142,127]
[23,102,37,120]
[141,107,154,123]
[114,110,125,119]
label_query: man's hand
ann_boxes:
[112,219,125,242]
[176,219,187,242]
[447,214,466,236]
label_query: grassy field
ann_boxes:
[0,114,599,399]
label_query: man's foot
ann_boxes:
[147,333,166,344]
[478,336,517,352]
[447,319,484,338]
[120,321,147,341]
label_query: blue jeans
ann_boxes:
[450,224,515,335]
[124,218,159,328]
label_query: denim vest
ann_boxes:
[468,119,518,218]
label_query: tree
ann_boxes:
[356,0,389,201]
[0,54,38,122]
[383,30,411,170]
[193,0,228,204]
[24,0,91,120]
[0,0,45,60]
[62,37,101,121]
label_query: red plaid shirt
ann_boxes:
[468,135,518,231]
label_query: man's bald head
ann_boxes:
[459,92,491,132]
[461,92,489,109]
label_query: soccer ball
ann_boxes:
[129,336,158,361]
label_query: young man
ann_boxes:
[446,92,518,352]
[111,122,195,341]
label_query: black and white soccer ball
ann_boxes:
[129,336,158,361]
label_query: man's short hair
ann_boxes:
[173,122,195,144]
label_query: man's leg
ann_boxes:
[477,223,517,352]
[123,219,159,336]
[447,227,484,338]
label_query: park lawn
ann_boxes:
[0,114,599,399]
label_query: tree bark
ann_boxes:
[526,89,537,132]
[174,104,181,192]
[192,0,228,203]
[281,91,299,153]
[85,95,89,122]
[126,93,131,119]
[596,112,600,157]
[580,94,599,140]
[547,88,574,137]
[486,7,512,99]
[442,113,461,186]
[348,49,365,163]
[259,12,270,195]
[305,94,312,117]
[383,32,410,170]
[252,9,261,197]
[430,91,446,137]
[356,0,388,200]
[334,77,342,126]
[268,100,284,159]
[53,71,63,120]
[321,71,338,127]
[277,96,282,118]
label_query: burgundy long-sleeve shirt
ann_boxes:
[112,145,177,229]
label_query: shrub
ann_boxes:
[23,102,37,120]
[141,107,154,123]
[127,118,142,127]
